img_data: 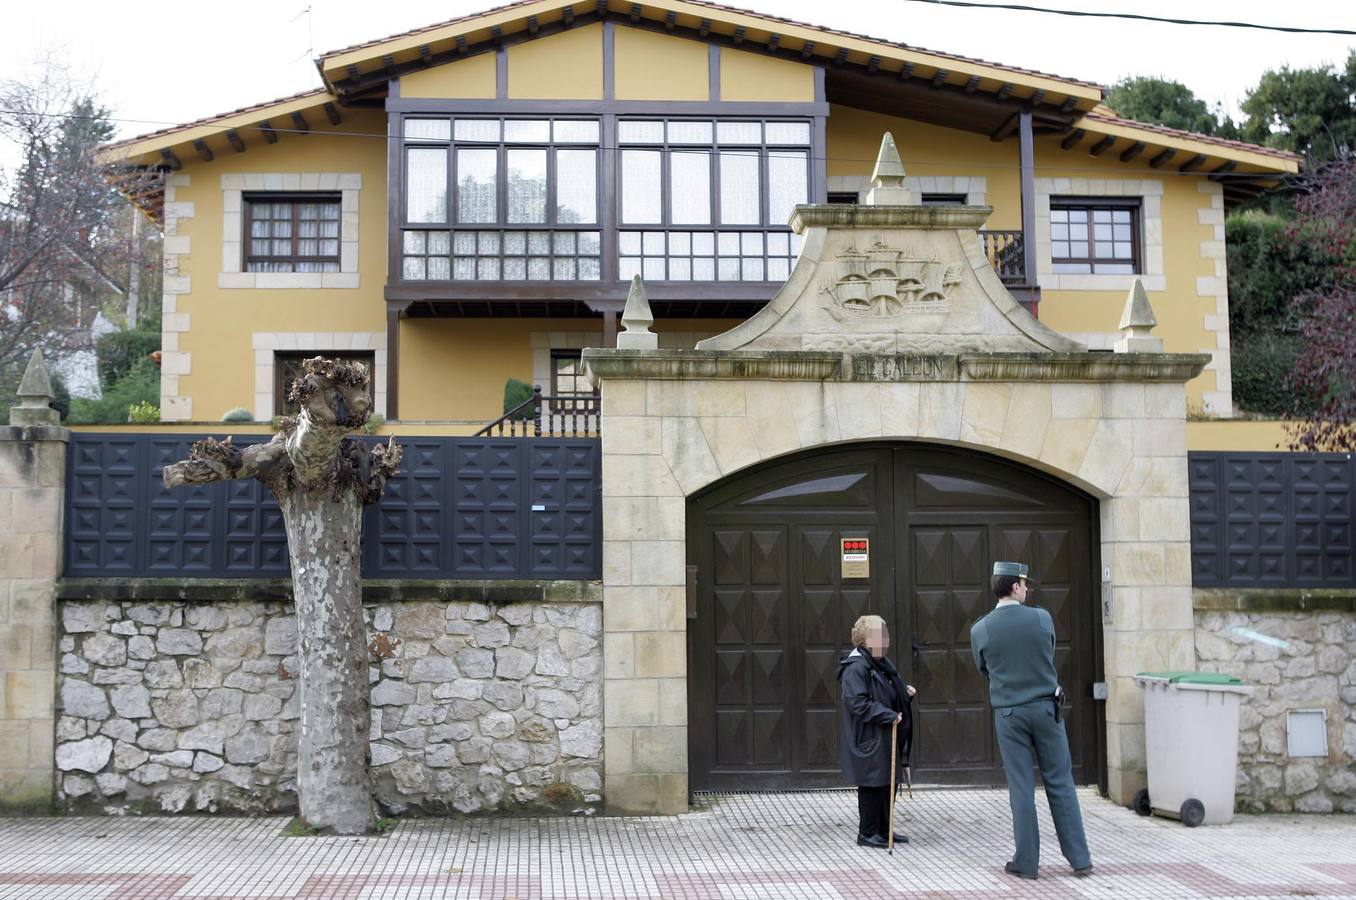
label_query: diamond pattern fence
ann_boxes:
[1189,451,1355,588]
[65,434,600,581]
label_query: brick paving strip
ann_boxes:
[0,789,1352,899]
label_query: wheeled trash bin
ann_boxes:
[1132,671,1251,826]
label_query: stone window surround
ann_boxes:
[825,174,987,206]
[252,332,387,421]
[1034,178,1164,293]
[220,174,362,289]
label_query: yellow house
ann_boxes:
[80,0,1345,818]
[100,0,1297,434]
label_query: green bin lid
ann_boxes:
[1136,670,1244,685]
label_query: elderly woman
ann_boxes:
[838,614,917,849]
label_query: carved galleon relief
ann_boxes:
[822,241,964,320]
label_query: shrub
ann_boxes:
[221,407,254,423]
[127,401,160,423]
[95,327,160,388]
[363,413,385,434]
[1226,212,1337,335]
[68,358,161,424]
[503,378,535,420]
[1232,331,1309,416]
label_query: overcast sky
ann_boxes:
[4,0,1355,142]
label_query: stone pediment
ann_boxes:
[698,135,1084,357]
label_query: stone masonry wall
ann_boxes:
[1195,609,1356,813]
[55,596,603,816]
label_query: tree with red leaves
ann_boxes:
[1285,158,1356,452]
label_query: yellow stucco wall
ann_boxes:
[400,52,497,99]
[166,113,388,422]
[1186,420,1293,451]
[719,47,815,102]
[614,26,709,101]
[507,23,603,100]
[827,104,1225,411]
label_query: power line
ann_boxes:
[895,0,1356,36]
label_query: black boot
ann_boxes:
[856,833,889,848]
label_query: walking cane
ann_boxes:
[888,718,898,855]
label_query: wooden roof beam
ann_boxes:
[629,3,641,24]
[766,33,780,53]
[990,112,1019,142]
[456,35,469,54]
[732,25,746,45]
[526,15,539,34]
[489,25,504,45]
[596,0,607,18]
[964,75,980,93]
[563,5,575,27]
[1179,153,1207,172]
[159,148,181,170]
[260,120,278,144]
[897,61,915,80]
[866,54,881,74]
[381,53,397,76]
[1060,128,1085,150]
[1025,89,1046,109]
[1060,96,1077,113]
[996,83,1014,101]
[699,18,711,37]
[931,68,949,87]
[323,102,342,125]
[833,47,849,67]
[418,44,432,65]
[665,11,676,30]
[1149,148,1176,168]
[1208,160,1238,181]
[192,139,213,162]
[290,111,310,133]
[1089,135,1116,156]
[226,130,246,153]
[1119,141,1146,163]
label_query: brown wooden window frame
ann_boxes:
[921,193,967,206]
[244,193,342,273]
[1049,197,1142,275]
[273,351,375,418]
[550,349,598,412]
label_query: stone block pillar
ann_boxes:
[1,351,67,811]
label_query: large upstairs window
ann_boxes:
[617,118,810,282]
[400,117,602,281]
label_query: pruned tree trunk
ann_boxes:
[163,357,401,834]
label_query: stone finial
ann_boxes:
[616,275,658,350]
[1114,278,1164,353]
[864,132,917,205]
[9,348,60,426]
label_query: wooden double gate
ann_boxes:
[687,444,1103,791]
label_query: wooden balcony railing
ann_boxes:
[978,229,1028,285]
[476,385,601,437]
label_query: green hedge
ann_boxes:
[1231,331,1308,416]
[68,358,162,424]
[95,328,160,388]
[1226,213,1336,334]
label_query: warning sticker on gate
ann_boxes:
[840,537,870,579]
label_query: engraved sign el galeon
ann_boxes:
[822,241,965,320]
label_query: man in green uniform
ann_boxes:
[970,561,1093,880]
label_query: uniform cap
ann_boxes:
[992,561,1030,579]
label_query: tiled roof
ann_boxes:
[1082,112,1302,163]
[101,89,330,152]
[318,0,1103,91]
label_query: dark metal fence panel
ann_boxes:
[67,434,600,581]
[1189,451,1355,588]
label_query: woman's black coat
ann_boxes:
[837,648,914,787]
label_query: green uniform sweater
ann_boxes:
[970,603,1058,708]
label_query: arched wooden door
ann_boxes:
[686,443,1102,791]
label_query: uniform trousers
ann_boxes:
[994,700,1092,874]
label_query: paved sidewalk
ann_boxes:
[0,788,1352,899]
